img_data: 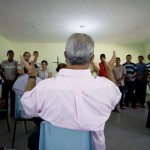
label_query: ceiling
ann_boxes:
[0,0,150,44]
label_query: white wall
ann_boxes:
[94,44,144,65]
[0,35,14,96]
[0,35,14,62]
[144,42,150,63]
[12,42,144,75]
[0,34,146,75]
[13,42,66,75]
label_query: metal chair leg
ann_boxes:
[24,119,28,133]
[6,116,10,132]
[12,119,17,148]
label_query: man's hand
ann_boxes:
[20,55,37,91]
[32,56,37,63]
[20,56,38,77]
[103,51,117,85]
[116,79,121,84]
[103,51,116,71]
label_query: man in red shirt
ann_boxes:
[99,54,107,77]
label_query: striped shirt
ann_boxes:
[123,62,137,81]
[146,63,150,82]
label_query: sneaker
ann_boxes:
[120,106,126,110]
[113,108,120,113]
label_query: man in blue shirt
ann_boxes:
[135,56,146,108]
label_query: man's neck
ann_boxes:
[42,68,46,72]
[8,59,13,62]
[66,64,89,70]
[126,61,131,64]
[115,64,121,67]
[139,61,143,63]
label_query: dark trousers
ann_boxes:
[1,82,15,116]
[114,86,125,110]
[28,117,43,150]
[28,130,40,150]
[124,81,136,107]
[146,100,150,128]
[135,79,146,105]
[119,86,125,108]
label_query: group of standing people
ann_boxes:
[0,49,150,117]
[0,50,53,116]
[91,53,150,112]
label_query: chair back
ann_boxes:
[15,93,31,119]
[39,121,93,150]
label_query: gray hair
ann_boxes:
[65,33,94,65]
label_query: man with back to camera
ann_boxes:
[20,33,121,150]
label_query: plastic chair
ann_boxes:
[12,93,32,148]
[39,121,93,150]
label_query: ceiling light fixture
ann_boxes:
[80,25,84,28]
[68,20,98,34]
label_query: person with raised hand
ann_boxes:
[20,33,121,150]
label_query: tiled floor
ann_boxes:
[0,95,150,150]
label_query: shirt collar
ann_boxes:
[126,62,132,64]
[57,69,92,78]
[6,59,14,63]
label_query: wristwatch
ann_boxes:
[28,76,36,79]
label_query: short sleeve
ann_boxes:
[20,85,44,117]
[134,64,137,72]
[123,66,126,74]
